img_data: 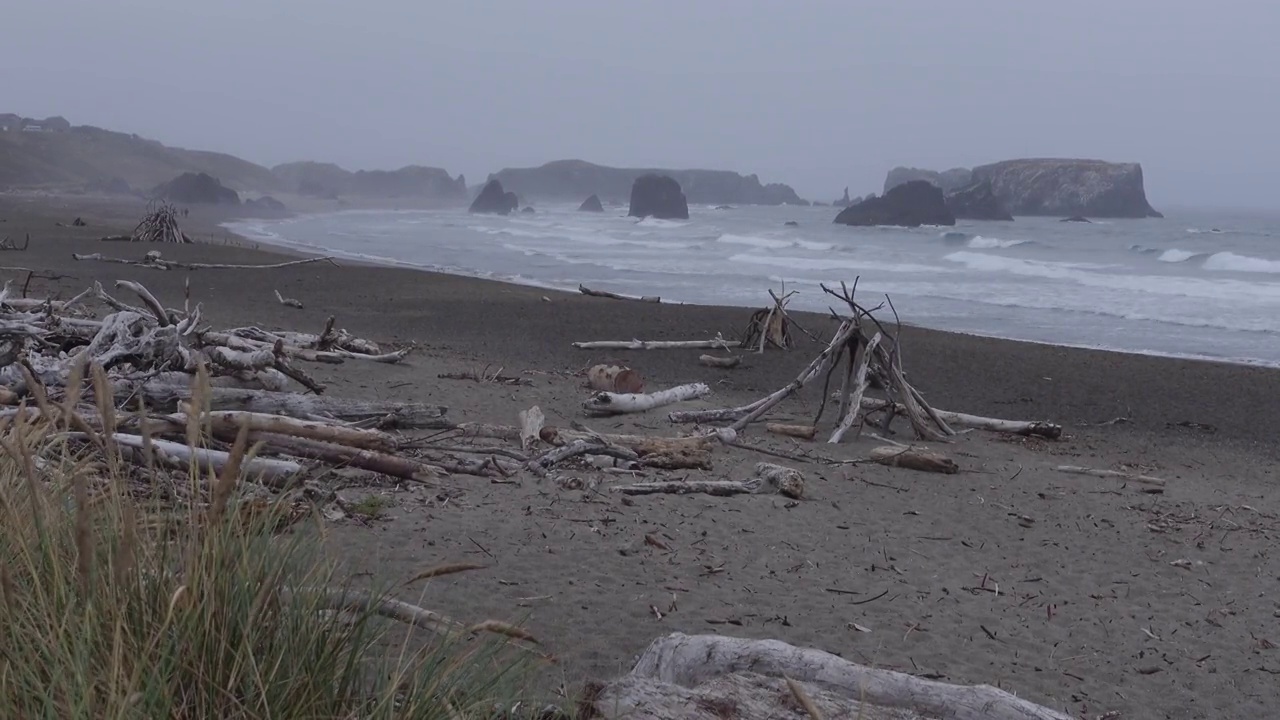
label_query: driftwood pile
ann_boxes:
[130,201,191,244]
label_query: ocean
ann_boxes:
[224,203,1280,367]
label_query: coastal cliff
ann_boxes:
[488,160,806,206]
[883,159,1161,219]
[272,162,466,200]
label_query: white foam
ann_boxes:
[636,217,689,228]
[795,240,835,251]
[716,233,792,250]
[1202,251,1280,274]
[967,236,1027,249]
[1157,249,1202,263]
[730,254,950,275]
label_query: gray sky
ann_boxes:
[2,0,1276,207]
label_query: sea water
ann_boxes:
[225,204,1280,367]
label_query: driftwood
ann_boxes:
[1054,465,1167,488]
[860,398,1061,440]
[125,385,448,428]
[518,406,544,451]
[741,288,796,352]
[869,446,959,474]
[754,462,805,499]
[222,431,444,485]
[587,364,645,393]
[274,289,303,309]
[765,423,816,440]
[539,426,712,456]
[697,353,740,369]
[189,408,397,451]
[102,433,304,485]
[612,479,761,497]
[597,633,1073,720]
[829,331,881,444]
[572,335,734,351]
[578,284,660,303]
[583,382,710,417]
[0,234,31,251]
[74,251,337,271]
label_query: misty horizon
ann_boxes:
[3,1,1276,209]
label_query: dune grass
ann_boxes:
[0,373,545,718]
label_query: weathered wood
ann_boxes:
[578,284,660,303]
[697,353,741,369]
[612,479,761,497]
[869,446,959,474]
[518,406,544,450]
[583,382,711,417]
[221,431,442,485]
[1054,465,1167,487]
[123,384,448,427]
[727,319,859,432]
[190,408,397,451]
[540,426,713,456]
[274,289,303,309]
[638,451,712,471]
[754,462,805,499]
[573,336,734,350]
[624,633,1073,720]
[101,432,303,485]
[859,398,1062,440]
[830,332,881,444]
[765,423,816,440]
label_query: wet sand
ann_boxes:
[4,193,1279,719]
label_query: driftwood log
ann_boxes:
[582,382,710,417]
[697,353,740,369]
[869,446,959,474]
[754,462,805,499]
[578,284,660,303]
[1054,464,1167,488]
[860,398,1062,440]
[572,335,735,350]
[587,364,645,393]
[612,479,761,497]
[587,633,1073,720]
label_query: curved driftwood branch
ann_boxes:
[583,382,710,417]
[621,633,1073,720]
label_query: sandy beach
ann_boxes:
[4,193,1279,719]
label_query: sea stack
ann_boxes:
[833,180,955,227]
[578,194,604,212]
[628,174,689,220]
[469,179,519,215]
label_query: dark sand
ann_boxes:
[5,194,1279,718]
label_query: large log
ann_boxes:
[103,433,304,486]
[539,426,713,456]
[123,385,448,428]
[572,336,734,350]
[190,408,398,451]
[612,479,761,497]
[621,633,1073,720]
[582,382,710,417]
[219,431,442,485]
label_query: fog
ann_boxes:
[2,0,1276,207]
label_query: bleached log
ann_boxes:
[218,431,441,485]
[639,451,712,471]
[754,462,805,499]
[590,672,917,720]
[765,423,816,440]
[583,382,710,417]
[667,399,763,424]
[613,479,761,497]
[103,433,303,485]
[869,446,958,474]
[205,345,276,373]
[830,332,881,444]
[518,405,544,451]
[578,284,660,303]
[74,252,337,271]
[198,330,410,364]
[190,408,397,452]
[697,353,740,369]
[528,438,609,475]
[573,335,734,350]
[123,385,448,427]
[539,426,713,456]
[1054,465,1167,487]
[859,398,1061,440]
[623,633,1072,720]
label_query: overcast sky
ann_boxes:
[2,0,1275,207]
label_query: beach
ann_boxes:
[4,193,1279,718]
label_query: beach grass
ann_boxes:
[0,381,543,719]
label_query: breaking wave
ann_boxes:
[1202,252,1280,274]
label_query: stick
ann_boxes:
[698,354,741,369]
[226,431,444,484]
[766,423,816,440]
[1054,465,1167,487]
[869,446,958,474]
[726,320,859,432]
[583,382,710,417]
[859,398,1061,440]
[578,284,660,303]
[829,332,881,444]
[113,280,170,326]
[612,479,762,497]
[573,335,734,350]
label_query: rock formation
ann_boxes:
[883,159,1161,218]
[833,180,955,227]
[578,194,604,212]
[628,174,689,220]
[488,160,805,206]
[833,187,851,207]
[243,196,288,217]
[944,180,1013,221]
[152,172,240,205]
[1060,215,1092,223]
[521,206,536,214]
[468,179,519,215]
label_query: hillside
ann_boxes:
[488,160,807,206]
[271,161,466,200]
[0,124,279,193]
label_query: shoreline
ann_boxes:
[220,211,1280,372]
